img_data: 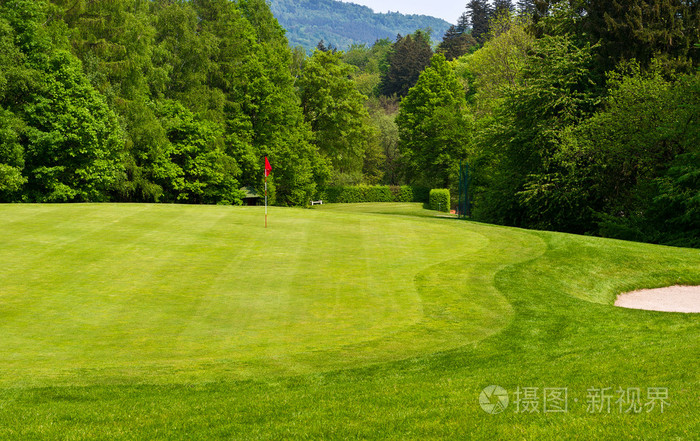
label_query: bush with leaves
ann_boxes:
[429,188,450,212]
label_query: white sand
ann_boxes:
[615,285,700,313]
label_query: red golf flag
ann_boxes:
[264,156,272,177]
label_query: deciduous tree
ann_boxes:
[397,53,471,188]
[298,50,374,184]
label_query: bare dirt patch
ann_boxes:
[615,285,700,313]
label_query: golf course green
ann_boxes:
[0,203,698,439]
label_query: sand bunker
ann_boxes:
[615,285,700,313]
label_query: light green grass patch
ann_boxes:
[0,203,516,386]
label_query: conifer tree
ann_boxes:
[516,0,536,16]
[466,0,491,44]
[456,11,470,33]
[581,0,699,72]
[437,25,478,61]
[494,0,515,18]
[379,30,433,97]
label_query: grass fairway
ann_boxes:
[0,203,698,439]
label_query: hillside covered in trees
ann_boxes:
[268,0,451,51]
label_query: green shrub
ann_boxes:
[321,185,429,203]
[429,189,450,212]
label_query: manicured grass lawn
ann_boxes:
[0,203,698,439]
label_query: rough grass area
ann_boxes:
[0,203,698,439]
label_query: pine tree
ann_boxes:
[379,30,433,97]
[466,0,491,44]
[316,39,337,53]
[581,0,699,72]
[494,0,514,18]
[516,0,536,16]
[456,11,470,33]
[437,25,478,60]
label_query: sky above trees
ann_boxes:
[338,0,464,23]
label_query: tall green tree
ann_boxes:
[1,0,123,202]
[517,0,537,16]
[22,51,124,202]
[473,35,600,229]
[535,1,699,73]
[298,50,373,185]
[154,100,240,204]
[379,30,433,97]
[0,108,26,199]
[581,0,700,72]
[462,13,534,115]
[49,0,171,200]
[437,25,478,61]
[191,0,321,205]
[0,15,29,200]
[467,0,492,44]
[494,0,515,17]
[396,53,472,188]
[559,66,700,243]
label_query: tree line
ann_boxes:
[395,0,699,247]
[1,0,698,247]
[1,0,325,205]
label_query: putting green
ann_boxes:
[0,203,542,386]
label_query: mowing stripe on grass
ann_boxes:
[0,203,532,386]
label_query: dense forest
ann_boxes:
[268,0,451,51]
[0,0,698,247]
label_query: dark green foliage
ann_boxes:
[437,25,479,61]
[429,188,450,212]
[433,1,700,247]
[316,39,336,53]
[322,185,427,204]
[379,30,434,97]
[580,0,700,73]
[467,0,492,44]
[573,68,700,244]
[472,35,600,230]
[517,0,537,16]
[268,0,451,52]
[533,1,700,74]
[0,1,123,202]
[456,11,470,33]
[494,0,515,17]
[468,19,699,246]
[22,52,123,202]
[650,151,700,247]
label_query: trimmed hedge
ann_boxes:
[429,189,450,212]
[320,185,429,204]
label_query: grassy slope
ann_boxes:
[0,203,698,439]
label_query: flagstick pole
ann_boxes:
[264,175,268,228]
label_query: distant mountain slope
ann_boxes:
[268,0,452,51]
